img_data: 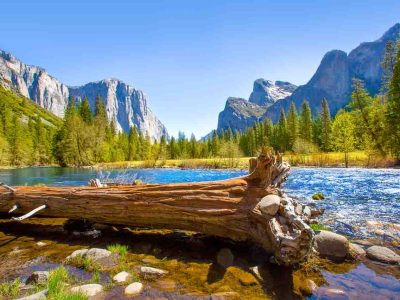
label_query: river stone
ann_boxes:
[66,249,89,260]
[70,284,103,297]
[86,248,112,260]
[26,271,49,285]
[347,243,366,260]
[210,291,240,300]
[258,195,280,216]
[125,282,143,296]
[314,230,349,261]
[113,271,131,283]
[216,248,234,268]
[366,246,400,264]
[16,289,47,300]
[36,242,47,247]
[140,266,168,276]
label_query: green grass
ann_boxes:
[0,278,20,298]
[107,244,129,257]
[310,223,329,231]
[67,254,100,272]
[94,150,397,171]
[47,266,87,300]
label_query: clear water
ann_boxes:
[0,166,399,299]
[0,166,399,239]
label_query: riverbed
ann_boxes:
[0,167,399,299]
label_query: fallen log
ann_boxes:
[0,147,314,265]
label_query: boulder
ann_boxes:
[113,271,131,283]
[125,282,143,296]
[26,271,49,285]
[216,248,234,268]
[314,230,349,261]
[366,246,400,264]
[139,266,168,276]
[258,195,281,216]
[347,243,366,260]
[70,284,103,297]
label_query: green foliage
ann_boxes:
[299,100,313,142]
[331,110,355,167]
[107,244,128,257]
[47,266,87,300]
[386,38,400,159]
[0,278,20,298]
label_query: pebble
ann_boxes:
[70,284,103,297]
[125,282,143,296]
[140,266,168,276]
[113,271,131,283]
[36,242,47,247]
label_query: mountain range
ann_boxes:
[0,51,168,140]
[216,23,400,133]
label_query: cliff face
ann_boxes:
[217,97,267,132]
[0,51,69,117]
[264,23,400,122]
[217,79,296,132]
[69,79,168,138]
[0,51,168,140]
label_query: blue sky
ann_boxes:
[1,1,399,138]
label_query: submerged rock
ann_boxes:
[259,195,281,215]
[312,192,325,200]
[70,284,103,297]
[140,266,168,276]
[216,248,235,268]
[125,282,143,296]
[366,246,400,264]
[26,271,49,285]
[314,230,349,261]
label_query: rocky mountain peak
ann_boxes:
[249,78,297,106]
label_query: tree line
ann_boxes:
[0,38,399,167]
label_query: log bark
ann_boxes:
[0,148,314,265]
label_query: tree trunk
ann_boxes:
[0,148,314,265]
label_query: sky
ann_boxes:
[1,1,399,138]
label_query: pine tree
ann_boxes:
[287,102,298,150]
[299,100,313,142]
[320,98,332,151]
[277,109,289,151]
[386,39,400,158]
[80,96,93,124]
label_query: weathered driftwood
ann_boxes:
[0,148,314,265]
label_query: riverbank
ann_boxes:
[94,151,398,170]
[0,151,397,170]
